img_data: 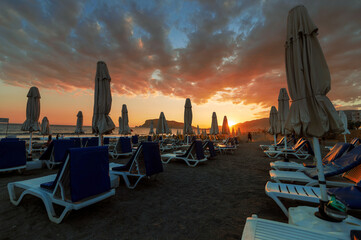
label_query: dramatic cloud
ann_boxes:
[0,0,360,109]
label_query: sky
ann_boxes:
[0,0,360,128]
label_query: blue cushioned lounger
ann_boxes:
[0,141,27,172]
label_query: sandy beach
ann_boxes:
[0,137,354,239]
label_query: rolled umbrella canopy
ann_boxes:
[149,120,154,135]
[40,117,50,135]
[221,116,230,135]
[278,88,290,154]
[118,117,123,134]
[268,106,279,146]
[92,61,115,145]
[231,127,235,136]
[156,112,171,134]
[183,98,193,135]
[197,125,200,135]
[21,86,41,154]
[75,111,84,134]
[210,112,219,135]
[237,128,241,136]
[339,111,350,142]
[120,104,131,135]
[285,5,343,218]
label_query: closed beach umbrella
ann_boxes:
[156,112,171,134]
[221,116,230,135]
[231,127,235,136]
[40,117,50,135]
[210,112,219,135]
[120,104,131,135]
[149,120,154,135]
[21,86,41,154]
[237,128,241,136]
[197,125,200,135]
[75,111,84,134]
[118,117,123,134]
[339,111,350,142]
[268,106,279,145]
[285,5,343,216]
[183,98,193,135]
[92,61,115,145]
[278,88,290,153]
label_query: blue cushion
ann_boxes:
[304,145,361,179]
[327,185,361,209]
[39,141,54,160]
[120,137,132,153]
[195,140,205,160]
[0,141,27,169]
[132,135,139,144]
[103,137,110,145]
[86,137,98,147]
[70,138,82,148]
[69,146,111,202]
[53,140,77,163]
[147,136,152,141]
[40,181,56,191]
[142,142,163,176]
[1,138,19,142]
[323,143,353,164]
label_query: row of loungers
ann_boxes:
[2,136,227,223]
[242,138,361,238]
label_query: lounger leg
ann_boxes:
[121,174,144,189]
[265,191,289,217]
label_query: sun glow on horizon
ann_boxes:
[228,120,236,127]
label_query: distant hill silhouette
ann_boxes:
[137,119,186,129]
[233,118,269,132]
[137,118,269,132]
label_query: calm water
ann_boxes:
[0,123,183,139]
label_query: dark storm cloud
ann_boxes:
[0,0,360,109]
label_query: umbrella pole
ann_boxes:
[312,137,329,216]
[284,135,288,161]
[99,135,102,146]
[29,132,32,156]
[344,134,347,143]
[273,134,277,145]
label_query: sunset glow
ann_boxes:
[0,1,360,128]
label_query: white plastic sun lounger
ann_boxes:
[264,139,312,159]
[241,214,343,240]
[161,140,207,167]
[8,146,116,224]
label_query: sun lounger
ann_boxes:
[269,145,361,187]
[0,140,27,173]
[161,140,207,167]
[109,137,133,159]
[203,140,217,158]
[110,142,163,189]
[270,142,353,171]
[39,139,77,169]
[241,214,344,240]
[8,146,116,224]
[264,139,313,159]
[259,137,289,150]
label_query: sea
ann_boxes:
[0,123,183,139]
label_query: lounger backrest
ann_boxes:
[104,137,110,145]
[234,137,239,145]
[276,137,285,146]
[323,143,353,164]
[292,139,305,150]
[70,138,82,148]
[195,140,205,160]
[205,141,216,157]
[53,140,77,163]
[0,141,26,169]
[52,146,111,202]
[351,138,361,146]
[39,141,54,160]
[132,135,139,144]
[86,137,98,147]
[112,144,142,172]
[142,142,163,176]
[147,136,152,141]
[304,146,361,179]
[115,137,132,153]
[179,141,196,158]
[1,138,19,142]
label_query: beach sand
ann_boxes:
[0,137,352,239]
